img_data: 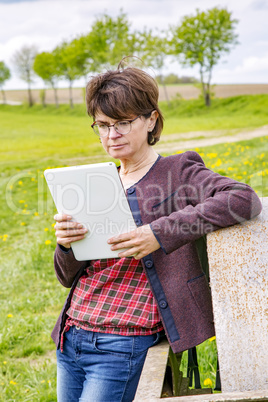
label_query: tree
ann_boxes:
[33,51,61,107]
[54,40,87,108]
[0,61,11,104]
[170,7,238,106]
[87,11,132,69]
[11,45,38,106]
[132,28,170,104]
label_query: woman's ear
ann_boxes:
[148,110,158,131]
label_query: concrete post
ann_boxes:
[207,197,268,393]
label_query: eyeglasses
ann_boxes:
[91,115,141,138]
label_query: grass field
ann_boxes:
[0,95,267,401]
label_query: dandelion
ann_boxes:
[9,185,13,190]
[19,200,25,204]
[3,361,7,365]
[45,240,51,245]
[20,222,26,226]
[44,228,49,232]
[51,223,55,228]
[18,181,23,186]
[24,204,28,208]
[31,177,36,182]
[10,380,17,385]
[40,380,45,383]
[34,212,39,216]
[7,314,13,318]
[207,153,218,159]
[204,378,213,387]
[209,336,216,342]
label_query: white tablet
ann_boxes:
[44,162,136,260]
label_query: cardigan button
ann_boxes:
[159,300,168,309]
[127,187,135,195]
[135,218,142,226]
[145,260,153,268]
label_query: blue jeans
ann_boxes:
[56,326,162,402]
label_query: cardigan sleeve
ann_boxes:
[54,243,89,288]
[150,151,262,254]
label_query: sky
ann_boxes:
[0,0,268,90]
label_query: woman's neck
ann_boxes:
[119,148,159,176]
[119,149,159,189]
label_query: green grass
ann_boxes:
[161,94,268,133]
[0,95,267,400]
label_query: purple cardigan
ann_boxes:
[51,152,262,353]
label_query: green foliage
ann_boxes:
[0,61,11,104]
[86,10,132,69]
[170,7,239,106]
[0,61,11,87]
[33,52,60,87]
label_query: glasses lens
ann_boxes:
[114,121,131,135]
[93,124,108,137]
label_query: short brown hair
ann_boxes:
[85,67,164,145]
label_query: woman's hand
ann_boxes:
[108,224,160,260]
[54,214,88,249]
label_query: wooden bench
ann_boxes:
[135,198,268,401]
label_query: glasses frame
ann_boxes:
[91,115,141,138]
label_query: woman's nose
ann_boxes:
[108,126,121,139]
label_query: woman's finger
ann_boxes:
[55,228,87,238]
[54,213,72,222]
[57,234,86,246]
[54,221,84,231]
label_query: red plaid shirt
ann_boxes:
[62,257,163,348]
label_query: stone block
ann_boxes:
[207,198,268,393]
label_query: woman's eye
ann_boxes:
[98,124,106,129]
[117,121,129,127]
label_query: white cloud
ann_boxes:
[213,53,268,84]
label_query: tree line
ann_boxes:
[0,7,238,107]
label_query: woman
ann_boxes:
[52,65,262,402]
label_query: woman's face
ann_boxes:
[95,111,158,161]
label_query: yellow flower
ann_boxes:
[209,336,216,342]
[45,240,51,245]
[3,361,7,365]
[20,222,26,226]
[207,153,218,159]
[19,200,25,204]
[204,378,213,387]
[44,228,49,232]
[9,185,13,190]
[18,181,23,186]
[7,314,13,318]
[34,212,39,216]
[215,158,222,167]
[51,223,55,228]
[10,380,17,385]
[40,380,45,383]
